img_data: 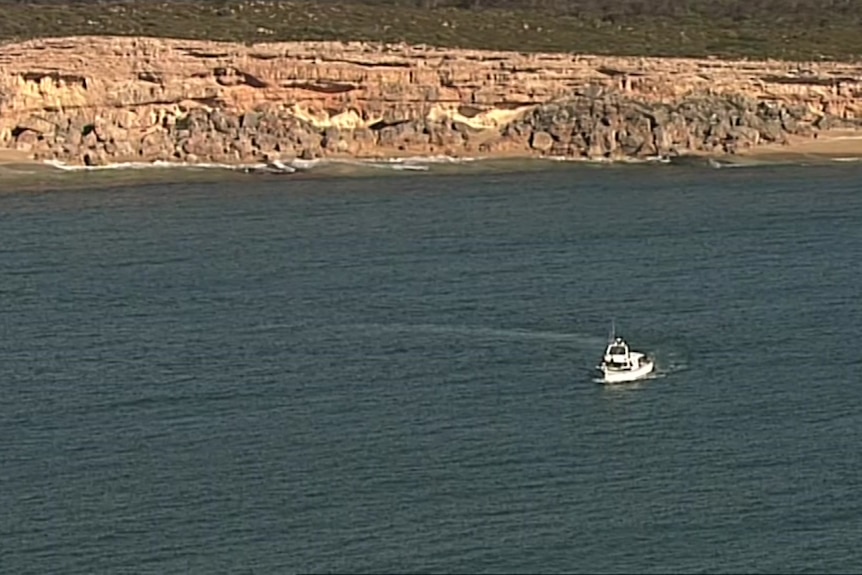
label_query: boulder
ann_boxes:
[530,130,554,152]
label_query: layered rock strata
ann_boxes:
[1,36,861,165]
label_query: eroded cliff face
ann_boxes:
[1,36,861,165]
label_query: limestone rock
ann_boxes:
[530,131,554,153]
[0,36,859,165]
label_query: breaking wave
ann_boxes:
[44,152,833,177]
[42,158,267,172]
[42,155,481,174]
[547,154,671,165]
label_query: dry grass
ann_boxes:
[0,0,860,60]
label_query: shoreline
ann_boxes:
[3,137,862,193]
[4,130,862,169]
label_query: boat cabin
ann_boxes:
[603,337,632,368]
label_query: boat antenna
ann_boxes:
[609,318,615,342]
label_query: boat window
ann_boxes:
[610,346,627,355]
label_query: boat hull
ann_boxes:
[599,359,655,384]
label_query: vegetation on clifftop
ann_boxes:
[1,0,861,60]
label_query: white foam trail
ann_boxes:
[287,158,322,170]
[307,155,478,171]
[267,159,297,173]
[353,322,607,346]
[41,152,687,175]
[353,161,429,171]
[707,158,753,169]
[595,378,653,389]
[43,159,268,172]
[369,155,479,165]
[43,154,483,173]
[277,155,480,172]
[547,155,670,165]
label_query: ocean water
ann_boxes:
[1,162,861,574]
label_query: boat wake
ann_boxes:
[351,322,607,347]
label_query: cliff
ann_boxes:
[1,36,861,166]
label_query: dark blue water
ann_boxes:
[2,164,861,574]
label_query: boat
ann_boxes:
[597,328,655,384]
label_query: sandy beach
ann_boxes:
[740,131,862,161]
[5,129,862,169]
[0,149,35,166]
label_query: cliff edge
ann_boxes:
[2,36,861,166]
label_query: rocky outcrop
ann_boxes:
[1,36,861,165]
[512,90,828,159]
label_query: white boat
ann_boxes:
[597,332,655,384]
